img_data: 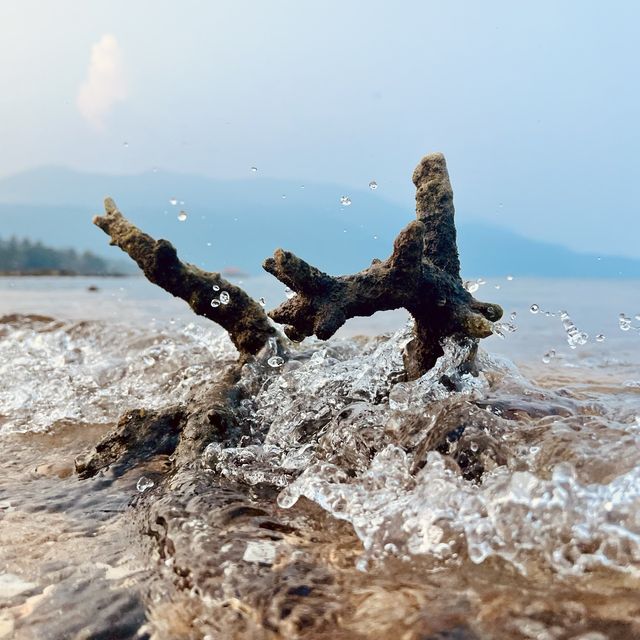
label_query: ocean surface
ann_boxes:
[1,275,639,639]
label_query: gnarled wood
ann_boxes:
[94,198,276,356]
[264,153,502,378]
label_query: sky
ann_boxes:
[0,0,639,257]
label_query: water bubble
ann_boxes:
[285,287,296,299]
[250,166,258,173]
[259,297,266,306]
[339,196,352,206]
[368,180,378,190]
[212,284,220,291]
[506,275,514,281]
[530,304,539,314]
[136,476,154,493]
[177,211,187,222]
[169,198,178,206]
[219,291,230,305]
[268,356,284,368]
[596,334,606,342]
[211,299,220,308]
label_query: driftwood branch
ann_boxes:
[93,198,276,356]
[264,153,503,378]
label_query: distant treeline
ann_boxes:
[0,236,122,275]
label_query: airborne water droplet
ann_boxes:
[268,356,285,368]
[259,297,266,306]
[368,181,378,190]
[169,198,178,206]
[250,166,258,172]
[506,275,514,281]
[177,211,187,222]
[530,304,539,314]
[219,291,230,304]
[211,299,220,308]
[596,334,606,342]
[212,284,220,291]
[339,196,352,206]
[285,287,296,299]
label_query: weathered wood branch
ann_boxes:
[93,198,276,356]
[264,153,503,378]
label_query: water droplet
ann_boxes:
[152,167,158,173]
[339,195,352,206]
[476,277,486,285]
[506,275,514,281]
[464,281,479,293]
[494,284,501,290]
[169,198,178,206]
[212,284,220,291]
[123,141,129,148]
[596,334,606,342]
[250,166,258,173]
[177,211,187,222]
[268,356,284,368]
[530,304,539,314]
[343,229,347,233]
[498,202,504,208]
[509,311,517,321]
[285,287,296,299]
[259,297,266,306]
[136,476,154,492]
[619,313,632,331]
[281,194,287,199]
[211,299,220,308]
[368,180,378,190]
[300,185,305,190]
[219,291,230,305]
[206,242,212,247]
[470,442,479,452]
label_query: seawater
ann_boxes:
[1,276,639,639]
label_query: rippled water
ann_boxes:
[1,276,640,639]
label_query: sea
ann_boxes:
[0,275,639,639]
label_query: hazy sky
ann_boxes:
[1,1,639,257]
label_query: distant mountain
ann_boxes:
[0,236,131,276]
[0,166,638,278]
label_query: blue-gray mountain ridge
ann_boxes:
[0,167,637,278]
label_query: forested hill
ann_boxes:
[0,237,128,275]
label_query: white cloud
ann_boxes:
[76,34,126,131]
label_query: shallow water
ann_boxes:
[1,276,640,639]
